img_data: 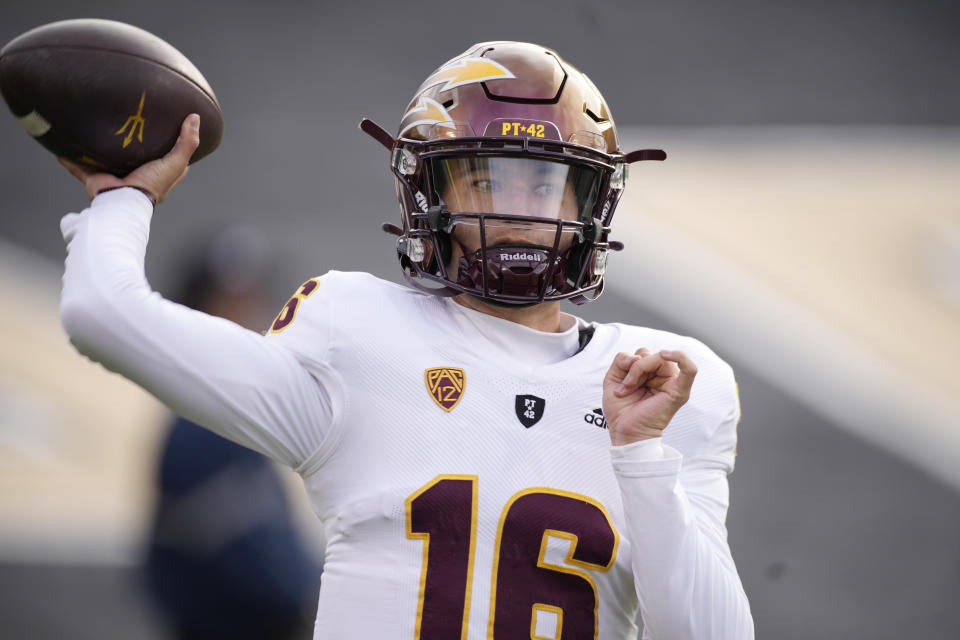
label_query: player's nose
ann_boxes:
[497,185,542,216]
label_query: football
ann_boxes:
[0,19,223,176]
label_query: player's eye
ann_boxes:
[471,178,500,193]
[533,183,560,197]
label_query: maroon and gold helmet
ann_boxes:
[361,41,664,305]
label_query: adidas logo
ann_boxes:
[584,408,606,429]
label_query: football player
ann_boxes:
[59,42,753,639]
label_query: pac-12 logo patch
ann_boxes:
[425,367,465,412]
[515,395,546,428]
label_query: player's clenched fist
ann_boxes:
[601,348,698,446]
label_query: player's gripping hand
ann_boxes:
[59,113,200,205]
[602,348,697,446]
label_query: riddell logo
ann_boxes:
[584,408,606,429]
[500,251,543,261]
[415,191,429,212]
[600,201,612,224]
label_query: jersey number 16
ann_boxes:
[406,475,619,640]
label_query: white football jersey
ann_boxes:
[267,271,743,639]
[59,189,753,640]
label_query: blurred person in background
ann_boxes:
[145,227,321,640]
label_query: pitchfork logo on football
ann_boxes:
[115,90,147,148]
[515,395,546,428]
[425,367,465,412]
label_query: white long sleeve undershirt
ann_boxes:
[60,188,336,470]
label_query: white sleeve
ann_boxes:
[59,187,338,470]
[610,407,754,640]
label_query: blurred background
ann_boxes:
[1,0,958,638]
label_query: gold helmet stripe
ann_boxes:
[421,57,515,93]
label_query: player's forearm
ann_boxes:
[612,443,754,640]
[59,188,333,468]
[60,188,158,364]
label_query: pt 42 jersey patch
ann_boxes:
[515,395,545,428]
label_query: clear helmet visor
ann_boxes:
[429,155,601,222]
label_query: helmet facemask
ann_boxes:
[390,135,627,305]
